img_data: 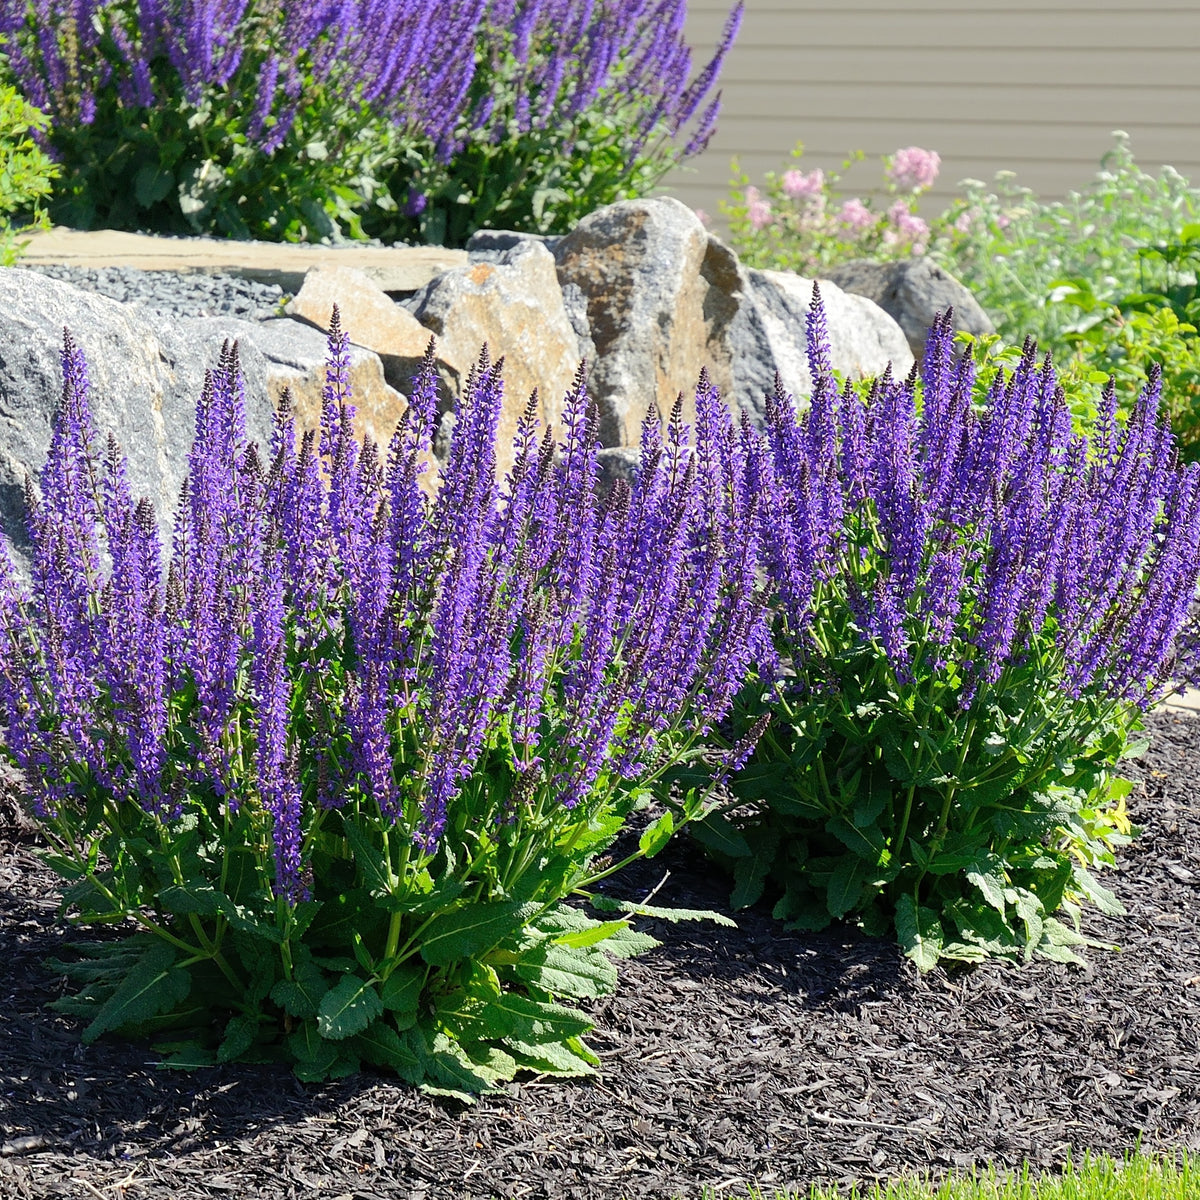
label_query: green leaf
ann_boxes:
[505,1036,597,1078]
[638,811,674,858]
[551,918,631,949]
[589,895,737,926]
[512,942,617,999]
[595,924,660,959]
[217,1013,260,1063]
[418,1029,504,1099]
[826,855,871,918]
[379,963,424,1027]
[965,853,1007,913]
[83,942,191,1043]
[157,881,227,917]
[487,993,593,1043]
[269,958,329,1020]
[342,819,393,896]
[1073,868,1126,917]
[133,163,173,208]
[351,1020,422,1082]
[152,1040,217,1070]
[316,976,383,1041]
[896,894,944,973]
[689,812,752,859]
[825,815,886,863]
[419,900,540,967]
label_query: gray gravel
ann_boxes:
[16,263,286,323]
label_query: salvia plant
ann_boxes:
[698,286,1200,972]
[0,0,740,245]
[0,314,769,1094]
[373,0,743,247]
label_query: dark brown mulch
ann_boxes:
[1,714,1198,1200]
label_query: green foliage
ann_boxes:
[38,66,390,242]
[41,773,728,1098]
[369,59,690,248]
[0,80,58,264]
[722,141,937,275]
[704,632,1142,975]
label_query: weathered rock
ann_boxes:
[824,257,994,360]
[466,229,562,260]
[595,446,642,501]
[0,270,404,572]
[407,239,583,460]
[728,268,915,414]
[284,264,464,419]
[555,198,913,442]
[555,197,713,446]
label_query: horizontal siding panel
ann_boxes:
[687,12,1200,48]
[696,83,1199,126]
[709,49,1200,87]
[700,115,1200,166]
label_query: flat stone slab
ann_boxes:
[18,226,467,294]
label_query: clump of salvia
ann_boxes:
[703,286,1200,971]
[0,312,768,1093]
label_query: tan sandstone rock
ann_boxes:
[407,239,582,466]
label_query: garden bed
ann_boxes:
[0,708,1197,1200]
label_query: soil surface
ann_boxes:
[0,711,1198,1200]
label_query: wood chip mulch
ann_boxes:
[0,709,1198,1200]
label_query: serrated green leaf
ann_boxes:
[595,924,660,959]
[435,991,517,1042]
[966,853,1007,912]
[288,1020,327,1063]
[483,993,593,1044]
[351,1020,422,1081]
[826,855,871,918]
[419,1030,503,1099]
[825,816,885,863]
[689,812,752,859]
[317,975,383,1041]
[151,1040,217,1070]
[342,819,393,896]
[638,811,674,858]
[552,918,630,949]
[269,959,328,1019]
[217,1013,260,1063]
[83,942,191,1043]
[505,1036,597,1077]
[512,942,617,999]
[379,963,424,1026]
[589,895,736,926]
[157,881,227,917]
[1073,868,1126,916]
[896,894,943,973]
[419,900,540,967]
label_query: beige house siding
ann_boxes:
[664,1,1200,228]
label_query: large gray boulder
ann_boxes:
[824,258,994,360]
[554,198,914,444]
[0,270,403,574]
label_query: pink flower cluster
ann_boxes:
[883,198,930,251]
[837,197,874,234]
[781,167,825,201]
[745,184,773,230]
[886,146,940,194]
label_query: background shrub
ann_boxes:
[0,75,56,262]
[696,290,1200,972]
[0,0,741,245]
[0,320,768,1094]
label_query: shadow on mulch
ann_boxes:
[1,712,1198,1200]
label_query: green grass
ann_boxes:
[680,1150,1200,1200]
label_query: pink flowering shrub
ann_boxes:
[724,141,945,274]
